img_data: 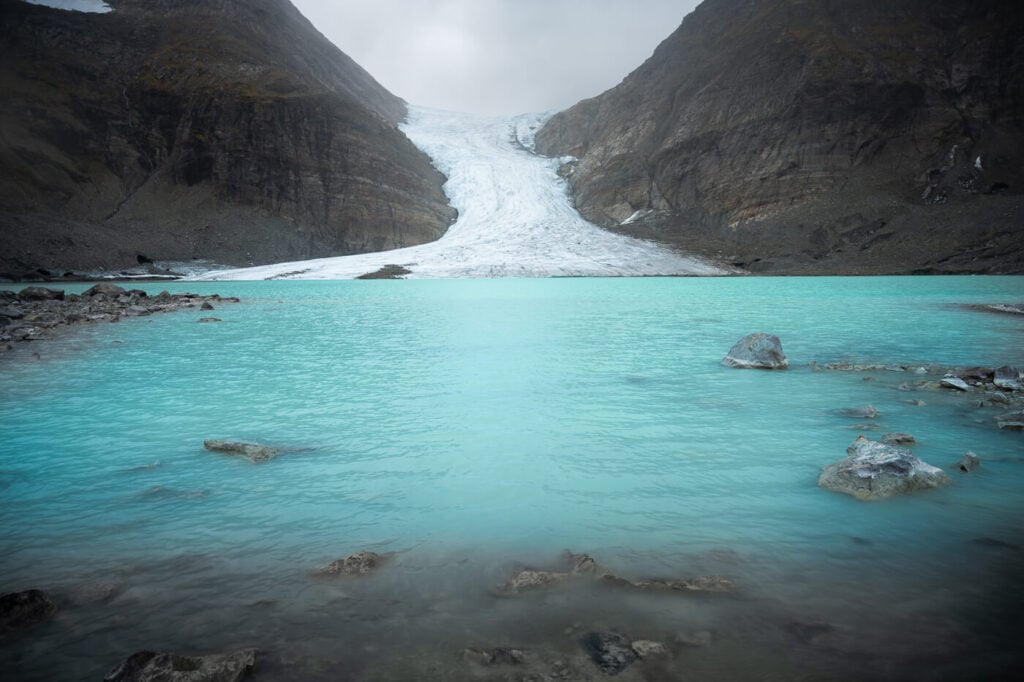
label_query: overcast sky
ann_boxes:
[290,0,701,115]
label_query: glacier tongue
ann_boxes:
[191,107,726,280]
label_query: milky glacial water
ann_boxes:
[1,277,1023,680]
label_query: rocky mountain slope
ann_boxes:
[0,0,455,277]
[536,0,1024,274]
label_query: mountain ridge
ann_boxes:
[0,0,456,277]
[536,0,1024,274]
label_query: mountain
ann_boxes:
[536,0,1024,274]
[0,0,456,277]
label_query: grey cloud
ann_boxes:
[291,0,701,115]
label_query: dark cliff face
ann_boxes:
[536,0,1024,274]
[0,0,456,274]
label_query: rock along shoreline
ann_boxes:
[0,284,239,359]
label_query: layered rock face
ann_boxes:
[0,0,455,275]
[536,0,1024,274]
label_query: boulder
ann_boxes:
[836,405,879,419]
[721,333,788,369]
[200,302,215,311]
[17,286,64,301]
[994,366,1022,391]
[0,589,57,635]
[83,283,127,298]
[818,436,952,500]
[203,439,280,463]
[317,550,389,576]
[996,410,1024,431]
[881,432,916,445]
[941,376,971,391]
[955,452,981,473]
[103,648,257,682]
[580,632,636,675]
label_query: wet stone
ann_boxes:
[0,589,57,635]
[317,550,389,576]
[580,632,637,675]
[103,648,258,682]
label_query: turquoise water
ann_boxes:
[1,276,1023,680]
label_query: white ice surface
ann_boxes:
[191,107,727,280]
[22,0,112,13]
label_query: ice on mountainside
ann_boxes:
[22,0,112,13]
[192,107,727,280]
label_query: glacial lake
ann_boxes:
[1,276,1023,680]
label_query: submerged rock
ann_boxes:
[836,405,879,419]
[881,432,916,445]
[580,632,636,675]
[103,648,257,682]
[462,647,526,666]
[955,452,981,473]
[818,436,952,500]
[721,333,788,369]
[317,550,389,576]
[0,589,57,635]
[203,440,280,463]
[499,549,733,595]
[630,640,668,659]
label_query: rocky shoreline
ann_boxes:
[0,284,239,358]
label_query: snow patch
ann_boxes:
[622,209,653,225]
[975,155,983,172]
[22,0,112,13]
[191,107,727,281]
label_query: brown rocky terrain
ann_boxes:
[0,0,456,278]
[536,0,1024,274]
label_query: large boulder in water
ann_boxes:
[721,333,788,369]
[819,436,951,500]
[0,589,57,635]
[103,648,257,682]
[203,439,280,463]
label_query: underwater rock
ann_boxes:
[462,647,527,666]
[818,436,952,500]
[198,317,222,323]
[200,302,215,311]
[675,630,713,647]
[498,551,598,593]
[0,589,57,635]
[630,640,667,658]
[721,333,788,369]
[317,550,389,576]
[580,632,636,675]
[500,549,733,595]
[626,575,735,593]
[955,452,981,473]
[103,648,258,682]
[836,405,879,419]
[203,439,280,463]
[881,432,916,445]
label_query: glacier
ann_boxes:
[191,107,727,280]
